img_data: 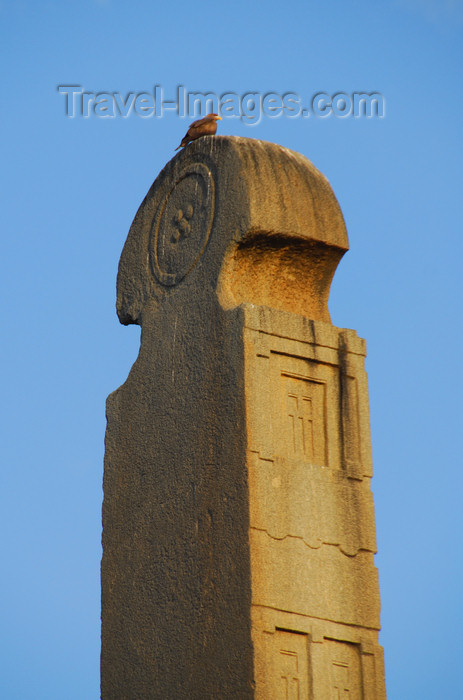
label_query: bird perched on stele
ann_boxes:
[175,113,222,150]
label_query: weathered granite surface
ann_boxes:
[101,136,386,699]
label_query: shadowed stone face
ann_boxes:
[102,136,386,699]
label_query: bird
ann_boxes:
[175,113,222,150]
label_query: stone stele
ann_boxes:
[101,135,387,699]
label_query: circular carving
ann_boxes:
[150,163,215,286]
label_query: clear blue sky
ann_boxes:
[1,1,462,698]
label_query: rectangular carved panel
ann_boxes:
[283,374,326,464]
[324,638,363,699]
[273,630,310,700]
[341,373,363,478]
[270,353,340,469]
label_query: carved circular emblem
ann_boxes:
[149,163,215,286]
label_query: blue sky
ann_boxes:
[1,1,462,698]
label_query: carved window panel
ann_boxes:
[324,638,363,699]
[284,375,326,463]
[270,353,341,468]
[273,629,310,700]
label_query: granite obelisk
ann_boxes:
[101,136,386,699]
